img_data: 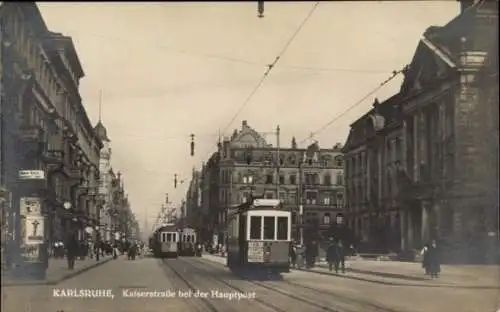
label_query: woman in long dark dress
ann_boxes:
[426,240,441,278]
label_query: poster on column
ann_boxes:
[25,215,45,245]
[20,197,42,216]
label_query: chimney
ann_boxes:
[242,120,248,127]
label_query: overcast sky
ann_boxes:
[37,1,459,235]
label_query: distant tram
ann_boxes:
[179,227,197,257]
[150,223,179,258]
[226,198,291,274]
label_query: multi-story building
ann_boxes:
[95,119,112,241]
[0,3,105,251]
[199,120,344,246]
[184,169,202,230]
[343,0,498,262]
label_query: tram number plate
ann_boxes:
[247,241,264,262]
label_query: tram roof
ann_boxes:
[228,198,283,216]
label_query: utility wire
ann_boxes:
[77,31,386,75]
[221,1,320,135]
[196,2,320,163]
[298,66,408,145]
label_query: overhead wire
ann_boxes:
[79,32,388,75]
[196,1,320,164]
[298,66,408,145]
[220,1,320,135]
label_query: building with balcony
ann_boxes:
[343,0,498,262]
[0,3,104,247]
[199,120,345,246]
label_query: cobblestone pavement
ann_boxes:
[202,254,500,312]
[1,255,114,286]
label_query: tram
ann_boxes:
[179,227,197,256]
[150,223,179,258]
[226,198,291,274]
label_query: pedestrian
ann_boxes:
[289,241,297,268]
[426,240,440,278]
[420,243,430,275]
[334,239,346,274]
[65,232,78,270]
[326,237,336,272]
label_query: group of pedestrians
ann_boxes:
[420,239,441,278]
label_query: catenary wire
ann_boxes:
[195,2,320,164]
[298,66,408,145]
[220,1,320,135]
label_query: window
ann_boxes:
[324,174,331,185]
[323,213,331,225]
[323,197,331,205]
[279,175,285,184]
[289,175,297,185]
[336,174,344,185]
[265,174,273,184]
[305,191,317,204]
[279,192,286,202]
[335,156,343,167]
[263,216,275,240]
[250,216,262,240]
[166,233,172,242]
[277,217,288,240]
[265,192,274,199]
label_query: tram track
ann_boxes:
[193,257,400,312]
[160,258,221,312]
[182,257,342,312]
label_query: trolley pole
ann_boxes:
[298,160,304,245]
[276,125,281,202]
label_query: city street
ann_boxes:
[2,254,499,312]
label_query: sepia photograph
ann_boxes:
[0,1,498,312]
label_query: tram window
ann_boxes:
[166,233,172,242]
[187,236,191,242]
[250,216,262,240]
[263,216,275,240]
[277,217,288,240]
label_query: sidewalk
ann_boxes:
[1,255,114,286]
[308,258,500,289]
[202,253,499,289]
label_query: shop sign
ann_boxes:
[18,170,45,180]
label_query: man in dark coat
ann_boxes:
[334,240,346,274]
[326,237,337,271]
[65,232,78,270]
[426,240,440,278]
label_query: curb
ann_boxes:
[1,257,114,287]
[202,255,498,290]
[292,267,499,290]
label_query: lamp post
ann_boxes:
[95,225,100,261]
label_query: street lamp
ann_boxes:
[63,202,72,210]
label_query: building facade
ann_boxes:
[184,169,202,231]
[1,2,107,259]
[198,120,344,246]
[343,0,498,262]
[95,120,113,241]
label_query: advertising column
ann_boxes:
[17,169,48,279]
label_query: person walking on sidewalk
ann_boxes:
[333,239,346,274]
[289,241,297,268]
[65,232,78,270]
[420,243,430,275]
[426,240,440,278]
[326,237,336,272]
